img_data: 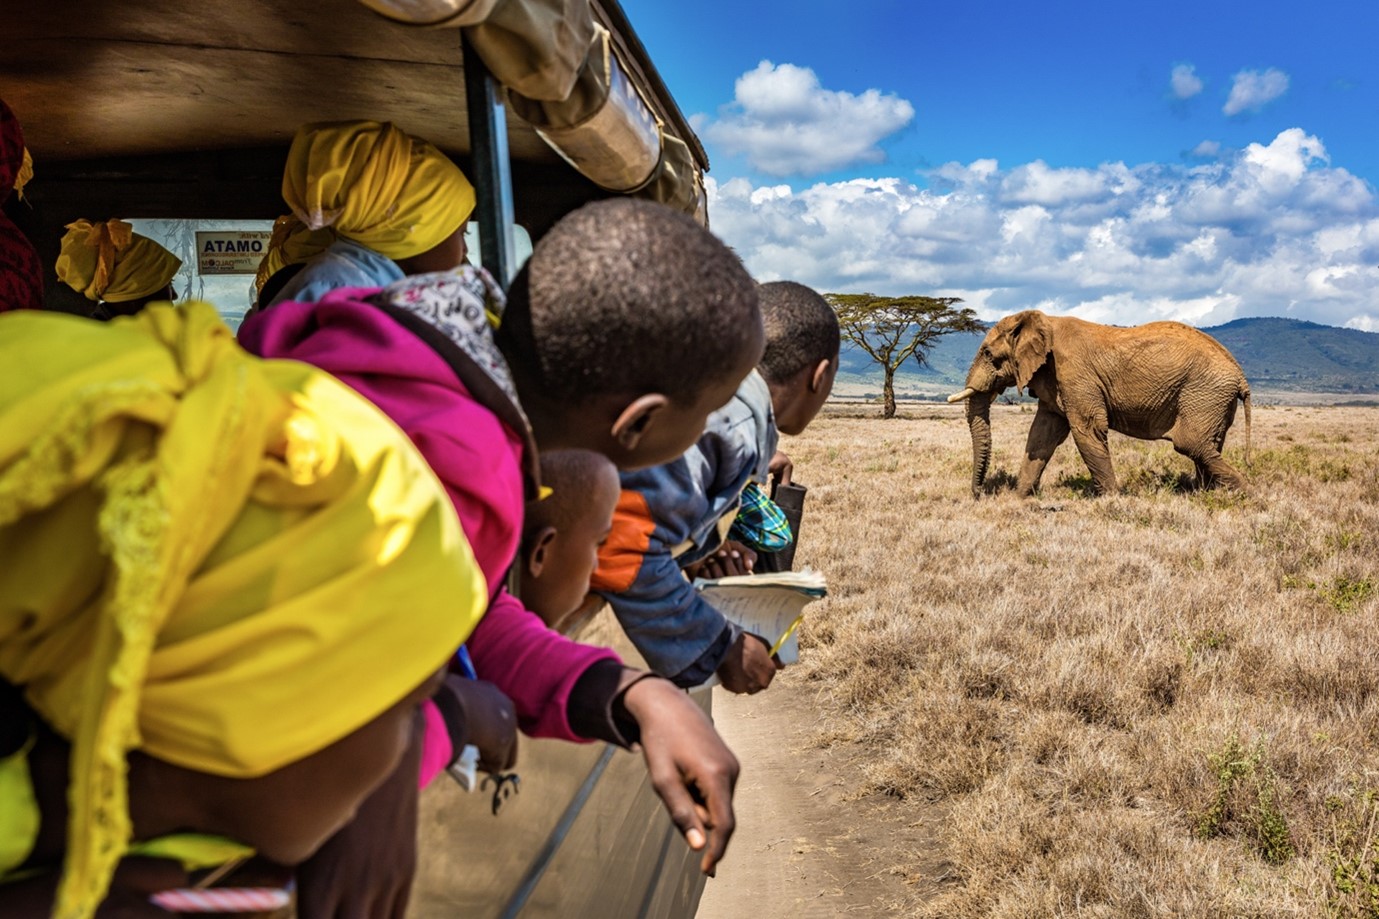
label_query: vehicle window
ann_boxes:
[128,219,533,332]
[466,223,534,279]
[129,218,271,330]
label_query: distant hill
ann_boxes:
[1206,317,1379,393]
[835,316,1379,400]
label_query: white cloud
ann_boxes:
[1224,67,1290,116]
[1191,140,1221,158]
[1001,161,1124,207]
[1170,63,1204,99]
[706,129,1379,329]
[701,61,914,177]
[1241,127,1328,191]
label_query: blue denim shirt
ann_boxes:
[596,371,778,684]
[268,238,404,307]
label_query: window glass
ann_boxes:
[466,223,534,279]
[129,218,270,331]
[128,219,533,331]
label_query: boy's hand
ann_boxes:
[620,676,739,876]
[768,450,794,488]
[715,632,781,694]
[696,540,757,580]
[437,675,518,772]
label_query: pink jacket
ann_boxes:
[239,289,620,774]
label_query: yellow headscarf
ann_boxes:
[55,219,182,303]
[0,303,485,918]
[282,120,475,261]
[253,214,337,295]
[14,147,32,200]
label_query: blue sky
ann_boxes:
[622,0,1379,330]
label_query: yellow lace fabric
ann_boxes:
[0,303,485,917]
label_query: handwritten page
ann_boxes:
[693,569,827,666]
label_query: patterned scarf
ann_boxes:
[369,266,542,498]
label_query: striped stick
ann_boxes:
[149,886,292,913]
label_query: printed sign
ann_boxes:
[196,231,274,275]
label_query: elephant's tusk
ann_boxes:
[947,387,976,404]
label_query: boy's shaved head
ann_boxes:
[521,449,622,628]
[524,449,620,544]
[498,199,761,406]
[757,281,840,385]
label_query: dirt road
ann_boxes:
[695,674,946,918]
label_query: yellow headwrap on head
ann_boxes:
[253,214,337,295]
[14,147,32,200]
[0,303,485,918]
[55,218,182,303]
[282,120,476,261]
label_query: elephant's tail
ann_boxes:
[1240,382,1252,468]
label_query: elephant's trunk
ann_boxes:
[965,391,993,498]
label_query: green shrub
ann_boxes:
[1197,735,1296,864]
[1325,785,1379,917]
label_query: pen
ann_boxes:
[455,644,478,679]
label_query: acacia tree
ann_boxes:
[827,293,985,418]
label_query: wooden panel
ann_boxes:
[1,0,557,164]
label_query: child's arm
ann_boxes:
[605,549,740,685]
[465,589,622,740]
[591,465,747,686]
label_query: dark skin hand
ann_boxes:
[715,631,781,695]
[291,676,517,918]
[617,671,739,876]
[435,674,518,772]
[293,712,424,919]
[691,539,758,580]
[768,450,793,488]
[4,670,445,915]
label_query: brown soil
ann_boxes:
[695,672,949,917]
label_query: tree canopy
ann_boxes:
[826,293,986,418]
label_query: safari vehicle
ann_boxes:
[4,2,714,916]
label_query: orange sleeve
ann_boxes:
[589,489,656,594]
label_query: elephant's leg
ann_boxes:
[1194,458,1211,489]
[1194,448,1247,490]
[1015,408,1071,496]
[1172,427,1247,491]
[1179,446,1211,489]
[1068,417,1117,495]
[1198,427,1234,488]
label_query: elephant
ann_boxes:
[947,310,1251,497]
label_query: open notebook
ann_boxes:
[692,569,827,668]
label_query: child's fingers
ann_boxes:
[698,779,736,876]
[649,769,709,855]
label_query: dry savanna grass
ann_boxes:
[787,402,1379,917]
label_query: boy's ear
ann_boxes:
[526,526,558,577]
[610,394,670,450]
[810,358,834,393]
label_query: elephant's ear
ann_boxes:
[1012,311,1051,393]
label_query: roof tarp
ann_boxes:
[366,0,706,217]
